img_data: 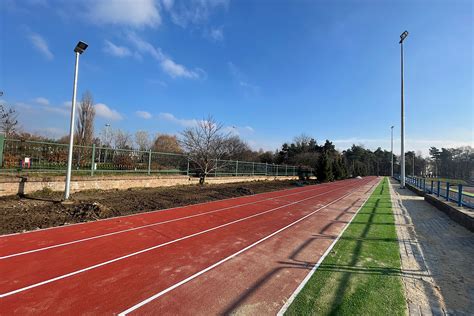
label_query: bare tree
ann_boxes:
[180,116,232,184]
[152,134,182,153]
[75,91,95,146]
[135,130,151,151]
[113,129,132,149]
[0,104,19,136]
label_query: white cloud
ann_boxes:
[126,32,203,79]
[158,112,199,127]
[34,97,50,106]
[161,58,200,79]
[94,103,123,121]
[86,0,161,28]
[162,0,174,10]
[228,62,260,95]
[135,110,152,119]
[28,33,53,60]
[163,0,229,28]
[206,27,224,41]
[103,40,132,57]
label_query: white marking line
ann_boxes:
[117,181,374,315]
[1,180,351,238]
[0,183,359,298]
[1,184,332,259]
[276,178,379,315]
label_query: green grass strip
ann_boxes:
[285,177,406,316]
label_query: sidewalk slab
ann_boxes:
[390,179,474,315]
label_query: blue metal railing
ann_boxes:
[393,175,474,209]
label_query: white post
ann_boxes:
[400,34,407,189]
[64,51,80,200]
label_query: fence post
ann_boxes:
[458,184,463,207]
[276,165,278,176]
[235,160,238,176]
[285,165,288,176]
[215,158,218,177]
[446,182,450,201]
[187,158,190,176]
[423,178,426,192]
[90,144,96,176]
[252,162,255,176]
[0,134,5,167]
[437,181,440,197]
[431,180,434,194]
[147,149,152,175]
[265,163,268,176]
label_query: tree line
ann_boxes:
[1,92,472,183]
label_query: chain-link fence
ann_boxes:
[0,137,298,177]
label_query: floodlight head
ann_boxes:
[391,125,394,129]
[399,31,409,44]
[74,41,88,54]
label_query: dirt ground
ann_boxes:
[0,180,313,235]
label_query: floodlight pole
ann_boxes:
[64,51,80,200]
[399,31,408,189]
[391,126,394,178]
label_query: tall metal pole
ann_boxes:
[399,31,408,189]
[391,126,394,177]
[64,52,80,200]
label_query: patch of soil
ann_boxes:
[0,180,316,235]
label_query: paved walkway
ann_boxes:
[390,179,474,316]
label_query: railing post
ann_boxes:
[423,178,426,192]
[446,182,450,201]
[147,149,152,175]
[0,134,5,167]
[186,157,190,176]
[90,144,96,176]
[431,180,434,194]
[458,184,463,207]
[437,181,440,197]
[235,160,239,176]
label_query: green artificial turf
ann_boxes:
[285,177,406,316]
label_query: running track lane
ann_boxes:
[0,177,378,314]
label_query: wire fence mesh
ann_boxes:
[0,138,299,177]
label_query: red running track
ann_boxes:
[0,177,378,315]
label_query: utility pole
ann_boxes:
[391,126,394,177]
[64,41,88,200]
[399,30,408,188]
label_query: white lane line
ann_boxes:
[0,185,338,259]
[117,181,374,315]
[0,184,357,298]
[276,178,379,315]
[1,180,352,238]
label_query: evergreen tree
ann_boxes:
[317,152,334,182]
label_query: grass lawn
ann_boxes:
[285,177,406,316]
[425,178,467,185]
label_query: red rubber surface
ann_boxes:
[0,177,378,315]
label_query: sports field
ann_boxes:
[1,177,378,314]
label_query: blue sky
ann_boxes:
[0,0,472,155]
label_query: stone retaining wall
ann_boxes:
[0,175,298,197]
